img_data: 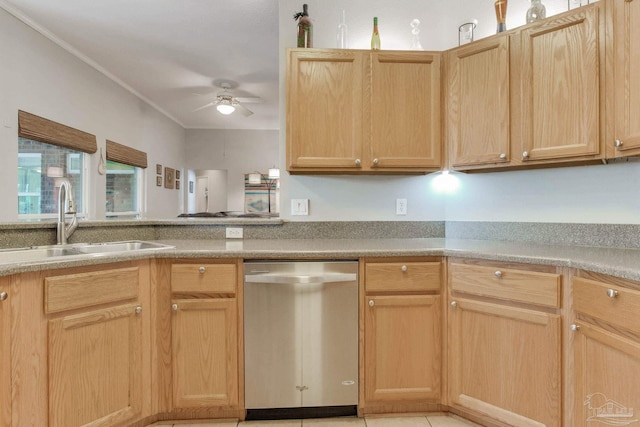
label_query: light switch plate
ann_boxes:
[291,199,309,216]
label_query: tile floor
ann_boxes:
[155,414,480,427]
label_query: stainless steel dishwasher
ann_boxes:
[244,260,358,420]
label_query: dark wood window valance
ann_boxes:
[106,140,148,169]
[18,110,97,153]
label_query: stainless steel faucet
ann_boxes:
[57,180,78,245]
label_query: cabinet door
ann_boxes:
[48,303,143,427]
[573,320,640,427]
[0,281,9,427]
[172,298,238,408]
[370,52,441,171]
[287,49,366,171]
[612,0,640,155]
[364,295,441,402]
[518,5,603,163]
[449,299,561,427]
[447,36,511,168]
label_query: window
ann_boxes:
[105,160,142,218]
[18,137,86,217]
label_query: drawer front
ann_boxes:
[365,262,441,292]
[449,262,561,308]
[574,277,640,334]
[45,267,139,314]
[171,263,237,294]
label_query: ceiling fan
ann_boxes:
[193,81,261,117]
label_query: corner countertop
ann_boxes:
[2,238,640,283]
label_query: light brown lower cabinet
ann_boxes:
[362,258,442,414]
[43,262,151,427]
[169,261,241,412]
[572,273,640,427]
[0,278,10,427]
[171,298,238,408]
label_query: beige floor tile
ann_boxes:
[303,417,366,426]
[239,420,302,427]
[426,415,479,427]
[364,416,430,427]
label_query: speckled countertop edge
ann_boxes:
[2,238,640,282]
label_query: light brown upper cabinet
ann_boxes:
[516,3,605,164]
[447,34,512,169]
[447,3,606,171]
[287,48,442,174]
[607,0,640,157]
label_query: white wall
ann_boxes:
[277,0,640,224]
[0,7,185,221]
[184,129,279,212]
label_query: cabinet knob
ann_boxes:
[172,303,178,311]
[199,266,206,273]
[373,158,379,166]
[606,289,619,298]
[135,306,142,314]
[522,151,530,159]
[355,159,361,166]
[450,301,458,308]
[0,291,7,301]
[401,265,408,272]
[369,300,375,307]
[499,153,507,160]
[570,324,580,332]
[495,270,503,278]
[614,139,624,148]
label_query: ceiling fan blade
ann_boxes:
[235,103,254,117]
[192,101,215,112]
[235,96,263,104]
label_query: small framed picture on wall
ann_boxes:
[156,164,162,175]
[164,167,175,189]
[189,181,194,194]
[176,181,180,190]
[156,176,162,186]
[176,170,181,180]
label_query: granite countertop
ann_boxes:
[2,238,640,283]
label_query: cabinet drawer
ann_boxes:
[45,267,139,314]
[574,277,640,334]
[449,262,561,308]
[365,262,441,292]
[171,263,237,294]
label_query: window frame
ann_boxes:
[105,160,145,219]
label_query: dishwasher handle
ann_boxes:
[245,272,357,285]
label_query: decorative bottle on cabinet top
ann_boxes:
[526,0,546,23]
[494,0,508,33]
[294,4,313,48]
[371,17,381,50]
[336,9,348,48]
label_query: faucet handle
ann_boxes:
[66,199,77,214]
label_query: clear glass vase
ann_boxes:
[527,0,546,23]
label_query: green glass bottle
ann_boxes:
[371,17,381,50]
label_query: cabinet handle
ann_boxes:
[494,270,503,278]
[450,301,458,308]
[0,291,7,301]
[171,303,178,311]
[570,324,580,332]
[199,266,206,273]
[369,300,375,307]
[606,289,619,298]
[355,159,362,166]
[499,153,507,160]
[401,265,408,272]
[373,158,379,166]
[522,151,530,159]
[135,306,143,315]
[614,139,624,148]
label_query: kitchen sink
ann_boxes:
[0,240,173,265]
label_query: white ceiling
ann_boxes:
[2,0,280,130]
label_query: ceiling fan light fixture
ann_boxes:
[216,100,235,115]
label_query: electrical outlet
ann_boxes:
[226,227,243,239]
[291,199,309,216]
[396,198,407,215]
